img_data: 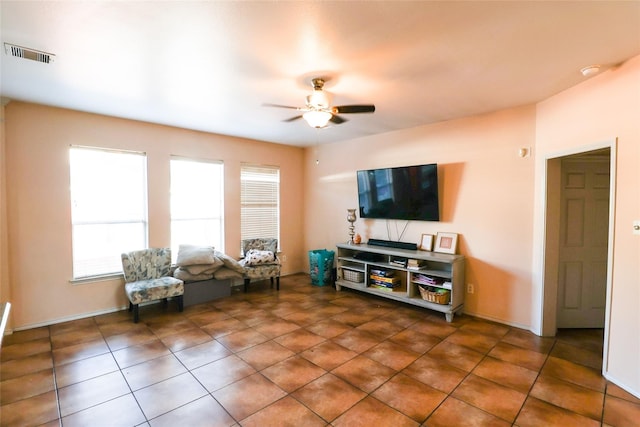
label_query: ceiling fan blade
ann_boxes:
[333,105,376,114]
[263,103,301,110]
[330,115,347,124]
[283,115,303,122]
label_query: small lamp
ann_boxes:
[347,209,357,244]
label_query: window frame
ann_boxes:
[170,156,225,258]
[69,145,148,281]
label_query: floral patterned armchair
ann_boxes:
[239,238,281,292]
[121,248,184,323]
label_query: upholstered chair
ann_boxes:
[121,248,184,323]
[239,238,281,292]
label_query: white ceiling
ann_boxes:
[2,1,639,147]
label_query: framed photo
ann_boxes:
[434,232,458,254]
[419,234,434,251]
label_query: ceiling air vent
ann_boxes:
[4,43,55,64]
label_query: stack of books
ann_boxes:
[406,259,426,270]
[370,269,400,291]
[412,273,451,289]
[390,257,408,268]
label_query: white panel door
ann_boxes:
[557,158,610,328]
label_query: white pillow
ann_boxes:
[214,250,246,273]
[184,260,223,275]
[214,267,244,280]
[176,245,215,266]
[244,249,276,266]
[173,267,214,282]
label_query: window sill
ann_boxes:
[70,273,124,285]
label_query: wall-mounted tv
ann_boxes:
[357,163,439,221]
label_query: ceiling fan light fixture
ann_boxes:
[303,110,332,128]
[265,76,374,128]
[306,89,329,108]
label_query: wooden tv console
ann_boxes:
[335,243,465,322]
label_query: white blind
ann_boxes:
[170,158,224,258]
[241,165,280,244]
[69,146,148,278]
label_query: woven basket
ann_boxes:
[343,269,364,283]
[419,286,450,304]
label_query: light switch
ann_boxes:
[634,220,640,235]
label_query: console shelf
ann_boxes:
[335,243,465,322]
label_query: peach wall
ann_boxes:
[1,103,11,331]
[303,54,640,396]
[533,55,640,395]
[4,54,639,396]
[304,106,536,328]
[4,103,305,329]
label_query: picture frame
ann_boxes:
[419,234,434,251]
[434,232,458,254]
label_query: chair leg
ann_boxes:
[162,298,168,309]
[244,278,250,293]
[132,304,139,323]
[128,302,133,312]
[176,295,184,312]
[270,277,274,288]
[276,276,280,291]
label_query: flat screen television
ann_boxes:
[357,163,439,221]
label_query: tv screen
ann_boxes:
[357,164,439,221]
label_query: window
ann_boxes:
[69,147,148,279]
[170,158,224,258]
[241,165,280,246]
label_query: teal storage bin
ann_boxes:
[309,249,335,286]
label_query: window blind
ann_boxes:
[241,165,280,246]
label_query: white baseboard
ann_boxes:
[604,372,640,400]
[462,309,531,332]
[10,304,138,332]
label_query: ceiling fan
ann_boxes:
[265,77,375,128]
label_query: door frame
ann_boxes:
[538,138,616,373]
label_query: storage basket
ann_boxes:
[418,286,450,304]
[343,269,364,283]
[309,249,335,286]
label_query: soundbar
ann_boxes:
[368,239,417,251]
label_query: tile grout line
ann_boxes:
[420,323,488,425]
[3,278,618,426]
[509,333,557,426]
[48,324,64,427]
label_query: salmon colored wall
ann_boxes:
[4,103,305,329]
[303,54,640,397]
[4,53,639,397]
[0,103,10,331]
[533,55,640,396]
[304,106,536,328]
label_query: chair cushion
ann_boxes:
[125,277,184,305]
[243,263,281,280]
[242,249,277,266]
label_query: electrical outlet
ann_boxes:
[467,283,475,294]
[281,255,287,262]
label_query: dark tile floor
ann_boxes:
[2,273,640,426]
